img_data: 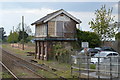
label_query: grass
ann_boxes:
[2,43,92,78]
[2,44,35,57]
[36,69,58,78]
[17,72,27,77]
[54,70,73,78]
[0,72,13,78]
[36,59,91,78]
[38,60,71,71]
[36,59,73,78]
[90,64,96,69]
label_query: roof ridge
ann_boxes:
[31,9,64,25]
[31,9,81,25]
[47,9,64,16]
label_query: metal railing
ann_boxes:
[71,55,120,80]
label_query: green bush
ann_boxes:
[77,29,101,48]
[90,64,96,69]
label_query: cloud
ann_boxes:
[0,8,56,35]
[69,10,118,31]
[113,3,118,10]
[0,0,119,2]
[1,8,94,35]
[0,8,118,35]
[68,11,95,31]
[1,8,55,15]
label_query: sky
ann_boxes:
[0,1,119,35]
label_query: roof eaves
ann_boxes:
[31,9,63,25]
[31,9,81,25]
[44,9,81,24]
[43,9,65,23]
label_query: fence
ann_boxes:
[71,55,120,80]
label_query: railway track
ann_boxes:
[1,49,46,79]
[1,60,44,80]
[0,61,19,80]
[1,48,61,79]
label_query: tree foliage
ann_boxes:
[7,30,30,43]
[115,32,120,40]
[77,29,101,48]
[18,30,29,43]
[7,31,19,43]
[53,42,68,55]
[7,22,33,43]
[16,23,32,35]
[0,27,6,42]
[89,5,118,41]
[52,42,70,63]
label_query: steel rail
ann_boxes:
[0,61,19,80]
[2,48,59,77]
[3,54,44,78]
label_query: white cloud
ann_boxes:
[68,11,95,31]
[0,8,56,35]
[1,8,55,15]
[0,8,118,35]
[113,3,118,10]
[115,3,118,9]
[1,8,94,35]
[0,0,119,2]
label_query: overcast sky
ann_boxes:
[0,1,119,35]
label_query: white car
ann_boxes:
[78,48,99,56]
[91,51,119,64]
[78,48,90,54]
[94,47,101,51]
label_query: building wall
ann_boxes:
[35,13,77,38]
[48,13,76,38]
[50,14,70,21]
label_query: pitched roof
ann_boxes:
[31,9,81,25]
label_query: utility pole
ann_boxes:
[13,26,14,47]
[22,16,24,50]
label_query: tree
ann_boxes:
[18,30,28,43]
[77,29,101,48]
[15,22,32,43]
[16,23,32,35]
[115,32,120,40]
[7,31,19,43]
[89,5,118,42]
[52,42,69,63]
[0,27,6,42]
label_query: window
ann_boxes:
[112,53,118,56]
[107,53,113,57]
[56,21,64,37]
[39,24,46,36]
[107,53,118,56]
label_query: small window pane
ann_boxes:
[56,21,63,37]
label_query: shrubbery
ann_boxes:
[76,29,101,48]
